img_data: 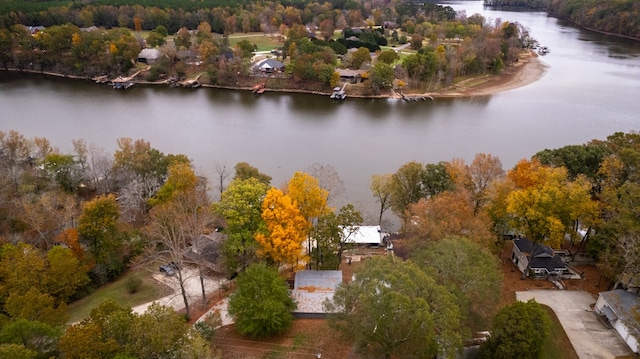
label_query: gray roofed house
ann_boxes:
[336,68,365,83]
[291,270,342,318]
[137,48,161,64]
[183,232,225,274]
[510,237,571,278]
[595,289,640,354]
[256,58,285,73]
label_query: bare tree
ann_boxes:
[305,163,347,209]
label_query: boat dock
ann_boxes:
[110,70,141,90]
[330,84,346,100]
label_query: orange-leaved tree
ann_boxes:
[255,188,310,269]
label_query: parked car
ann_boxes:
[159,264,175,276]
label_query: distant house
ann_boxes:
[595,289,640,354]
[335,69,366,84]
[183,232,225,274]
[344,225,385,246]
[26,26,45,35]
[256,58,285,73]
[137,48,161,64]
[511,237,571,278]
[291,270,342,318]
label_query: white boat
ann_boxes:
[330,86,346,100]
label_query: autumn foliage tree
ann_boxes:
[255,188,310,269]
[77,194,124,284]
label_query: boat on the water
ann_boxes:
[330,86,346,100]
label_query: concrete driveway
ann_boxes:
[516,290,633,359]
[133,267,227,315]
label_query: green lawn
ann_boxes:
[224,32,284,52]
[66,269,171,324]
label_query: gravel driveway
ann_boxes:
[516,290,633,359]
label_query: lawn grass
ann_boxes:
[541,305,579,359]
[66,269,171,324]
[224,32,284,52]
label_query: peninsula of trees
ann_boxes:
[0,0,537,96]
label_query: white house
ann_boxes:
[595,289,639,354]
[344,225,385,246]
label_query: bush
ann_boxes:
[125,276,142,294]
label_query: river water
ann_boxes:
[1,1,639,227]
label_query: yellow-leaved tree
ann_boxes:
[505,159,597,276]
[255,188,310,269]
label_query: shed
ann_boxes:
[291,270,342,318]
[511,237,570,278]
[595,289,639,354]
[137,48,161,64]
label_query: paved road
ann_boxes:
[516,290,633,359]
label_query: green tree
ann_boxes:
[412,237,503,331]
[480,300,551,359]
[228,263,296,338]
[349,47,371,69]
[309,204,362,269]
[0,343,37,359]
[370,62,394,91]
[213,177,268,273]
[46,246,90,302]
[0,319,61,358]
[370,174,392,226]
[389,161,425,219]
[233,162,271,185]
[325,256,462,359]
[377,49,400,65]
[77,194,124,283]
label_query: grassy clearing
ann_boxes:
[66,269,171,324]
[222,32,284,52]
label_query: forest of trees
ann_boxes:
[1,127,639,356]
[0,0,535,93]
[486,0,640,40]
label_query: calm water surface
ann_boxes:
[1,1,640,226]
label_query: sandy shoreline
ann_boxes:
[2,51,547,99]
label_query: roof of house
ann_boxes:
[292,270,342,314]
[336,69,365,78]
[138,48,161,60]
[257,58,284,70]
[599,290,640,329]
[183,232,225,272]
[344,225,383,244]
[513,237,566,272]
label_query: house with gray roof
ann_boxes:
[595,289,640,354]
[137,48,161,64]
[256,58,285,73]
[511,237,572,278]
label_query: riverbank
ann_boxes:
[2,51,546,99]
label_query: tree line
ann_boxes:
[486,0,640,40]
